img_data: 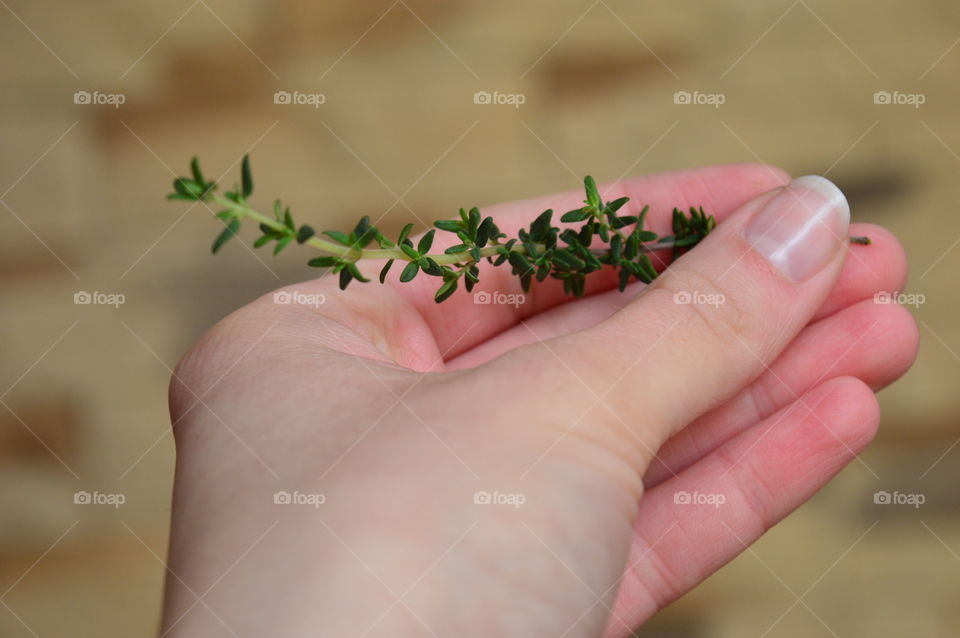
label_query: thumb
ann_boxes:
[549,176,852,454]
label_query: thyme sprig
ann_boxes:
[168,156,870,303]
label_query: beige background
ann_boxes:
[1,0,958,636]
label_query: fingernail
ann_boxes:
[743,175,850,281]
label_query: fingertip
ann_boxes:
[805,376,881,452]
[863,301,921,388]
[859,222,909,277]
[814,222,910,320]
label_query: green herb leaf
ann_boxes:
[190,157,205,186]
[339,268,353,290]
[323,230,351,245]
[561,209,591,223]
[418,229,435,254]
[273,236,291,255]
[379,259,395,283]
[353,216,370,238]
[296,225,315,243]
[241,155,253,198]
[434,278,458,303]
[584,176,601,209]
[212,218,241,253]
[604,196,629,215]
[308,256,338,268]
[400,244,419,260]
[399,261,420,282]
[348,263,370,283]
[530,209,553,241]
[434,220,461,232]
[173,178,202,200]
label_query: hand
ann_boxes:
[161,164,918,638]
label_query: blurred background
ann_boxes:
[1,0,957,635]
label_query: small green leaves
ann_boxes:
[212,218,240,253]
[308,256,338,268]
[219,155,707,296]
[296,225,315,243]
[379,259,395,283]
[241,155,254,198]
[175,155,873,304]
[169,158,215,201]
[561,209,591,223]
[400,243,419,260]
[419,257,443,276]
[400,261,420,282]
[170,178,202,201]
[418,229,435,254]
[476,216,495,247]
[529,210,553,241]
[434,219,460,232]
[434,278,458,303]
[191,157,205,185]
[273,236,291,255]
[397,223,415,245]
[323,230,352,245]
[336,269,352,290]
[583,176,601,209]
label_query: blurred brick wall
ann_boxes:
[0,1,958,636]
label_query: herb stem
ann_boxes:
[182,156,870,303]
[211,194,708,266]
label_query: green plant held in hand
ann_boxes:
[168,156,871,303]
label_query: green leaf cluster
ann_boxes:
[167,155,865,304]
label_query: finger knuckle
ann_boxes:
[653,270,747,343]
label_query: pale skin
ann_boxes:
[162,164,919,637]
